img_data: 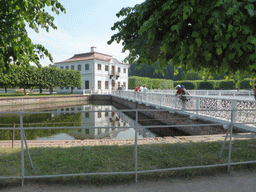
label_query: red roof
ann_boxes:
[55,51,124,64]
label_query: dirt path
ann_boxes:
[1,170,256,192]
[1,133,256,148]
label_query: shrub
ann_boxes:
[198,82,214,90]
[239,79,254,90]
[217,80,236,90]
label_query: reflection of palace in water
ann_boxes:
[56,105,155,139]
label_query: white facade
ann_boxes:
[54,47,129,94]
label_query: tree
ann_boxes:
[0,0,65,72]
[108,0,256,80]
[0,65,20,93]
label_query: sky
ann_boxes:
[27,0,145,67]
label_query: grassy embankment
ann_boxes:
[1,139,256,186]
[0,93,80,97]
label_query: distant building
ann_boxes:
[54,46,129,93]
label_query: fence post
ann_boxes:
[228,110,234,172]
[12,123,15,148]
[20,114,25,186]
[134,110,138,183]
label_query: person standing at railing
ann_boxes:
[175,85,182,96]
[254,84,256,100]
[143,84,147,94]
[139,85,143,92]
[175,85,187,109]
[135,86,139,92]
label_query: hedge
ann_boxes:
[128,76,173,90]
[239,79,254,90]
[217,80,236,90]
[128,77,254,90]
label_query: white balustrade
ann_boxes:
[111,90,256,131]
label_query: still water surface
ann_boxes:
[0,102,156,140]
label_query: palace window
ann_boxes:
[85,64,89,70]
[77,65,81,71]
[98,64,101,70]
[98,80,101,90]
[105,81,108,89]
[105,65,108,71]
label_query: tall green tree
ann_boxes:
[0,65,20,93]
[108,0,256,80]
[62,70,81,94]
[0,0,65,72]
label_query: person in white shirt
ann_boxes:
[139,85,143,92]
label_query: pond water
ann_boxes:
[0,101,157,140]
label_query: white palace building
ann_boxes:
[54,47,129,94]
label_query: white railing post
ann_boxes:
[196,97,199,116]
[231,100,236,124]
[160,94,162,106]
[174,96,177,110]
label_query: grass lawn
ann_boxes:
[1,139,256,186]
[0,93,81,98]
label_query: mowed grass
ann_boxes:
[0,93,80,97]
[1,139,256,186]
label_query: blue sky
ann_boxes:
[27,0,145,67]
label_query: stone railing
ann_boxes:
[148,89,254,97]
[112,90,256,131]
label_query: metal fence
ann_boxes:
[1,107,256,187]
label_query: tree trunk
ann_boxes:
[49,87,53,94]
[40,87,42,94]
[5,87,7,93]
[23,86,26,95]
[71,87,74,94]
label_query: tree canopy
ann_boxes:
[108,0,256,80]
[0,0,65,72]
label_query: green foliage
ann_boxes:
[128,76,173,89]
[129,62,186,81]
[217,80,236,90]
[198,81,214,90]
[239,79,255,89]
[0,66,81,95]
[0,0,66,72]
[109,0,256,80]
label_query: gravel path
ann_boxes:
[1,133,256,148]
